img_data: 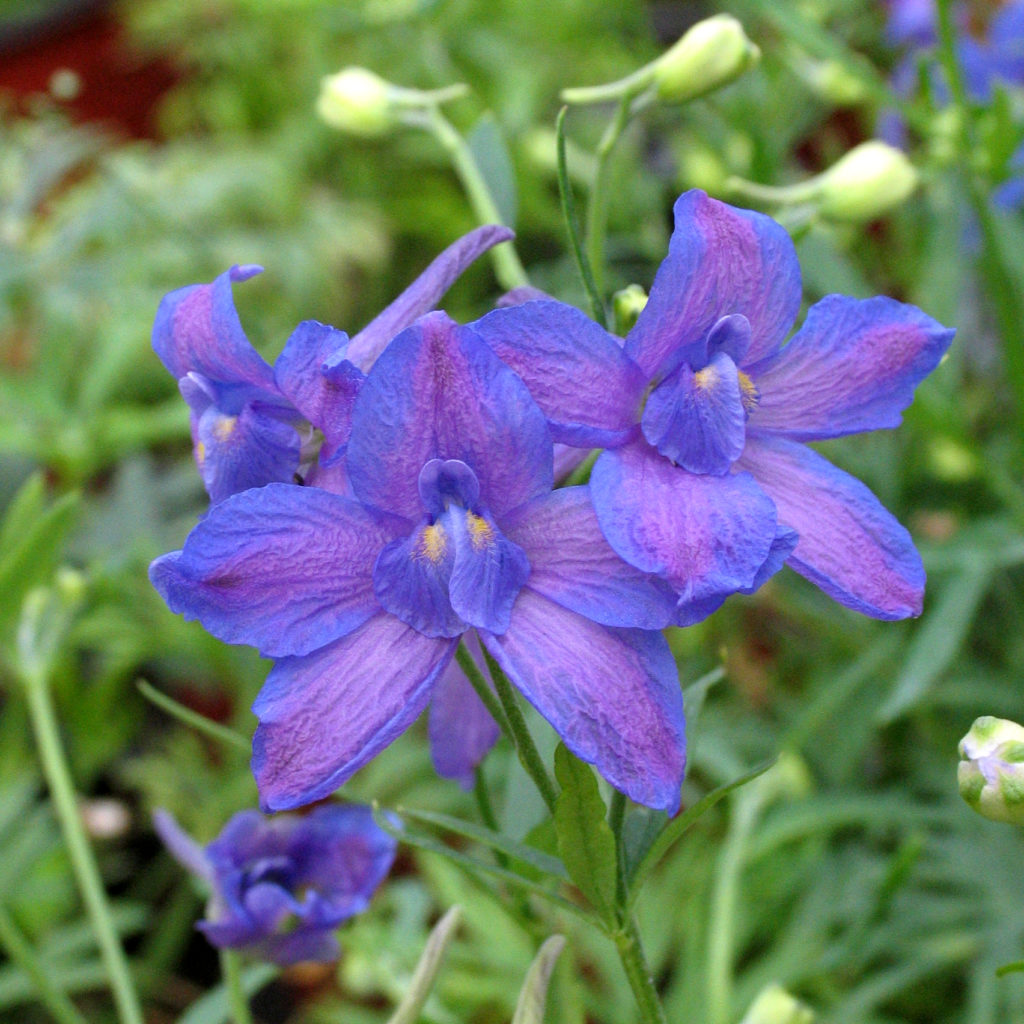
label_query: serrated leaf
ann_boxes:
[511,935,566,1024]
[552,745,618,924]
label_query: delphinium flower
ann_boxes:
[472,190,954,621]
[150,311,686,812]
[153,803,396,964]
[153,225,511,503]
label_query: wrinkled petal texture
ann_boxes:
[482,590,685,812]
[471,300,646,447]
[738,436,925,619]
[746,294,954,441]
[153,265,276,389]
[347,225,514,370]
[347,312,553,520]
[590,442,779,609]
[502,487,677,629]
[149,484,404,658]
[252,613,457,811]
[625,191,802,379]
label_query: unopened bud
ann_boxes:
[817,141,918,222]
[316,67,396,137]
[653,15,760,104]
[739,984,815,1024]
[613,285,648,335]
[958,716,1024,825]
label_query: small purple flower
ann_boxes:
[153,804,396,965]
[153,226,512,504]
[472,191,953,620]
[150,311,685,813]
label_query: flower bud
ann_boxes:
[958,716,1024,825]
[739,984,815,1024]
[316,67,396,137]
[652,15,760,104]
[816,141,918,222]
[613,284,648,335]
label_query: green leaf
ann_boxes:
[552,745,618,925]
[468,113,517,228]
[512,935,566,1024]
[385,906,461,1024]
[176,964,276,1024]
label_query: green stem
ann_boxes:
[455,642,511,737]
[584,96,634,295]
[479,646,559,813]
[612,918,669,1024]
[424,106,529,291]
[221,949,255,1024]
[608,789,628,909]
[21,666,144,1024]
[0,903,89,1024]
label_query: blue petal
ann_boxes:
[347,312,553,520]
[252,614,457,811]
[746,294,954,441]
[153,809,214,882]
[149,483,405,657]
[471,300,646,447]
[641,350,747,475]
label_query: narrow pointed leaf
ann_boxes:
[176,965,276,1024]
[512,935,567,1024]
[385,907,462,1024]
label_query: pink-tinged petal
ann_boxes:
[553,444,590,483]
[274,320,363,455]
[149,484,406,658]
[252,614,457,811]
[481,591,685,812]
[738,436,925,619]
[347,312,553,520]
[429,634,500,788]
[502,487,676,629]
[590,441,779,605]
[641,350,746,475]
[625,191,802,379]
[347,225,514,370]
[746,295,954,441]
[153,265,276,390]
[472,300,646,447]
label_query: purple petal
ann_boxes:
[149,483,405,657]
[429,634,500,788]
[590,441,779,607]
[255,928,341,965]
[481,590,685,812]
[347,225,514,370]
[346,312,553,520]
[153,809,214,882]
[153,265,276,390]
[625,191,802,379]
[641,350,747,475]
[193,401,301,504]
[471,300,646,447]
[273,320,364,455]
[252,614,457,811]
[738,436,925,619]
[502,487,677,629]
[746,294,954,441]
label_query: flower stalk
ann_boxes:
[220,949,255,1024]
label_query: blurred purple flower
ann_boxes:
[153,804,396,965]
[472,191,953,620]
[150,311,685,813]
[153,226,513,504]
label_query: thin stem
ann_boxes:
[612,918,669,1024]
[584,95,634,295]
[220,949,255,1024]
[0,903,89,1024]
[22,665,144,1024]
[455,642,511,737]
[424,106,529,291]
[608,789,628,910]
[479,646,559,813]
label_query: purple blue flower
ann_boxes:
[150,311,686,813]
[153,804,396,965]
[153,226,512,504]
[472,190,953,621]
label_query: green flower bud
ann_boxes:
[816,141,918,222]
[612,284,648,335]
[652,15,760,104]
[316,67,396,137]
[740,984,815,1024]
[958,716,1024,825]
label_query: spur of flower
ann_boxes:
[152,225,511,504]
[153,803,396,964]
[150,311,685,813]
[472,190,954,620]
